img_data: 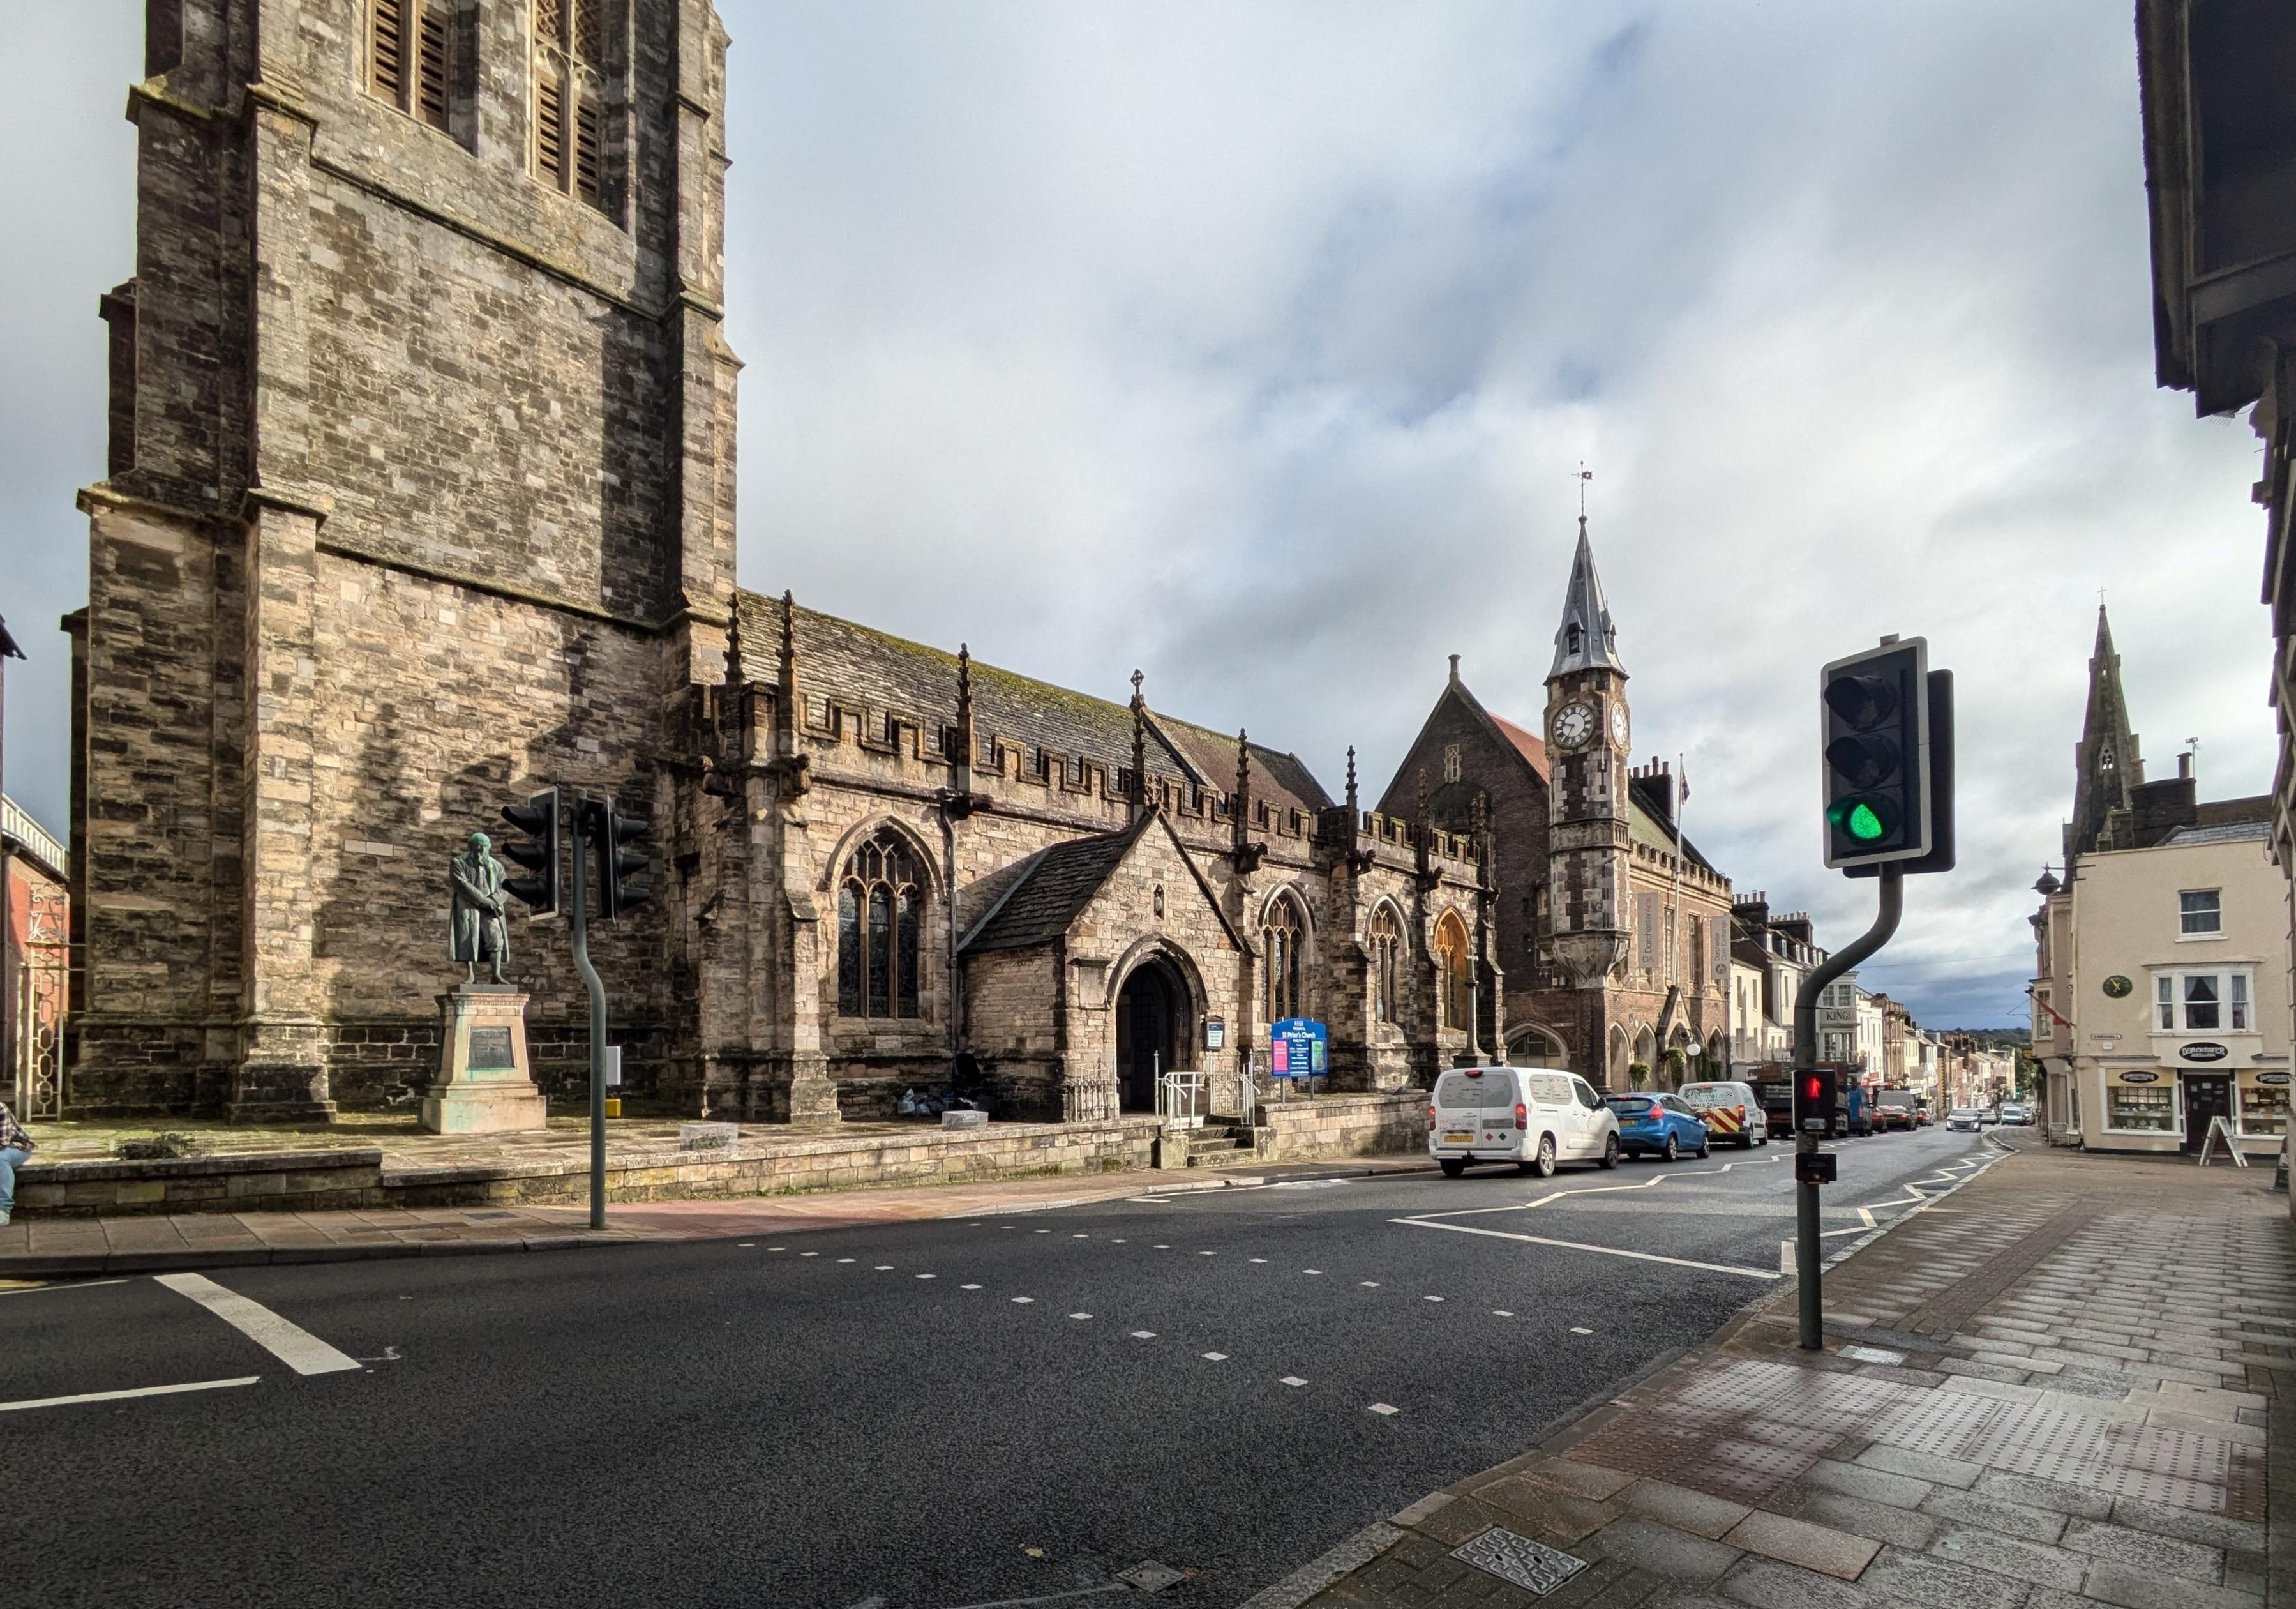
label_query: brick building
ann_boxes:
[62,0,1487,1122]
[1377,520,1734,1091]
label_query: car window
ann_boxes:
[1605,1096,1653,1114]
[1573,1078,1603,1111]
[1436,1071,1489,1108]
[1530,1073,1572,1105]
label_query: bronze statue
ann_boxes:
[449,831,510,985]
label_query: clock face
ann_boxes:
[1552,702,1595,750]
[1610,702,1630,746]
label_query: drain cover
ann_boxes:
[1116,1560,1187,1593]
[1452,1528,1587,1596]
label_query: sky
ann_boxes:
[0,1,2277,1029]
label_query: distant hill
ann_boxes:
[1936,1029,2031,1050]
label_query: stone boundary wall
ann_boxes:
[1247,1091,1426,1163]
[15,1094,1430,1218]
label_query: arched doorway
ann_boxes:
[1116,958,1188,1114]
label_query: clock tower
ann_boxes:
[1543,517,1632,1008]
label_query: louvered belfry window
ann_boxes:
[535,0,610,212]
[371,1,454,134]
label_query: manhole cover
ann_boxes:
[1116,1560,1188,1593]
[1452,1528,1587,1596]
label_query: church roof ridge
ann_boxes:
[730,587,1331,817]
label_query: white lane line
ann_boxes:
[1281,1376,1308,1386]
[915,1273,937,1280]
[1202,1352,1228,1361]
[1393,1218,1781,1281]
[1493,1310,1515,1318]
[1130,1330,1156,1340]
[1070,1313,1093,1320]
[1408,1157,1787,1222]
[154,1273,363,1375]
[1367,1402,1400,1416]
[1011,1297,1035,1304]
[0,1278,130,1297]
[0,1375,262,1414]
[961,1284,983,1290]
[1570,1326,1594,1335]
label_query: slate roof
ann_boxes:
[731,589,1330,817]
[961,814,1153,954]
[1626,772,1722,877]
[2159,818,2272,847]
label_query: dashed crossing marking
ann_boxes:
[1393,1218,1781,1281]
[1202,1352,1228,1361]
[1130,1331,1156,1340]
[1367,1403,1400,1416]
[1570,1326,1593,1334]
[154,1273,362,1376]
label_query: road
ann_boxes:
[4,1123,1995,1608]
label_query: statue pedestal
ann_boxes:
[422,986,546,1135]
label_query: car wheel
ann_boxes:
[1439,1158,1467,1179]
[1523,1134,1557,1179]
[1662,1133,1679,1163]
[1699,1134,1711,1158]
[1600,1133,1621,1169]
[1756,1131,1769,1147]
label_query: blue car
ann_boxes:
[1603,1092,1711,1161]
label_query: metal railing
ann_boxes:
[1155,1059,1206,1129]
[1,794,67,879]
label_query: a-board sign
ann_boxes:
[2180,1042,2230,1063]
[1270,1018,1327,1079]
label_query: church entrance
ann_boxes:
[1116,959,1187,1114]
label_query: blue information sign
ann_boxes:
[1270,1018,1328,1080]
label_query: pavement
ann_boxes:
[2,1119,1983,1608]
[1268,1128,2295,1609]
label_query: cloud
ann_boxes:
[1,1,2274,1031]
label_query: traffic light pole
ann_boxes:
[1789,864,1903,1349]
[568,802,608,1232]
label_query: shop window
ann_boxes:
[836,829,924,1020]
[2241,1080,2289,1137]
[2179,889,2223,936]
[2106,1083,2173,1132]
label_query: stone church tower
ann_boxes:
[67,0,737,1115]
[1542,520,1632,1041]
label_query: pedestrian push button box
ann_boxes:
[1794,1152,1838,1185]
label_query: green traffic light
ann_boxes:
[1828,794,1898,845]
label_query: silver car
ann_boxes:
[1946,1107,1983,1132]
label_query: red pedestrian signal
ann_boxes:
[1794,1066,1840,1133]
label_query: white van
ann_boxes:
[1675,1080,1769,1148]
[1428,1065,1622,1179]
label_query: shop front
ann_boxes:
[2090,1055,2287,1158]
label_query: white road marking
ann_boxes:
[1780,1240,1794,1275]
[1197,1251,1217,1257]
[874,1265,894,1271]
[738,1243,755,1248]
[1303,1269,1322,1275]
[1202,1352,1228,1361]
[0,1278,130,1297]
[154,1273,362,1375]
[1250,1258,1268,1264]
[0,1375,262,1414]
[1070,1313,1093,1320]
[801,1251,819,1257]
[837,1258,857,1264]
[1154,1244,1171,1250]
[1393,1216,1782,1281]
[1280,1376,1308,1386]
[1131,1330,1156,1339]
[1570,1326,1593,1334]
[1359,1281,1381,1288]
[767,1247,785,1253]
[1111,1239,1127,1244]
[1035,1229,1051,1235]
[1367,1403,1399,1416]
[915,1274,937,1280]
[1423,1296,1444,1303]
[1072,1234,1089,1239]
[1492,1310,1515,1318]
[961,1284,983,1290]
[1011,1297,1035,1304]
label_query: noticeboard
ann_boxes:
[1269,1018,1328,1080]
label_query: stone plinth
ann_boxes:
[422,987,546,1135]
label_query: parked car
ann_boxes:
[1429,1066,1621,1178]
[1676,1080,1769,1148]
[1605,1092,1712,1161]
[1915,1098,1932,1126]
[1872,1089,1919,1132]
[1999,1101,2035,1126]
[1946,1107,1983,1131]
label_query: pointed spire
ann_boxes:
[775,590,799,739]
[1129,670,1149,822]
[2066,603,2143,865]
[953,643,975,792]
[1346,745,1359,815]
[1548,516,1626,680]
[724,598,747,686]
[779,590,797,679]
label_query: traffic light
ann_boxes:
[1794,1065,1839,1134]
[499,788,560,916]
[1820,637,1932,870]
[589,797,652,919]
[1848,669,1955,879]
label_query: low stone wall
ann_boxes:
[16,1149,387,1218]
[1246,1091,1425,1163]
[13,1095,1427,1218]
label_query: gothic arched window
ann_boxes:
[837,830,924,1020]
[1433,910,1472,1031]
[1265,895,1307,1022]
[1370,907,1404,1024]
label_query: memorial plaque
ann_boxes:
[469,1027,516,1069]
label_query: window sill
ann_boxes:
[2173,933,2227,942]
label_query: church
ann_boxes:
[59,0,1495,1122]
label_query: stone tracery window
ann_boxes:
[371,0,457,136]
[837,829,923,1020]
[1264,894,1306,1022]
[534,0,609,211]
[1370,906,1403,1024]
[1433,909,1471,1032]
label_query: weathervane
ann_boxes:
[1578,461,1593,518]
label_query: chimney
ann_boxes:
[2177,750,2193,781]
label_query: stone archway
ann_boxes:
[1115,955,1190,1114]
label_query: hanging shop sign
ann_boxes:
[2179,1043,2230,1063]
[2101,975,2133,998]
